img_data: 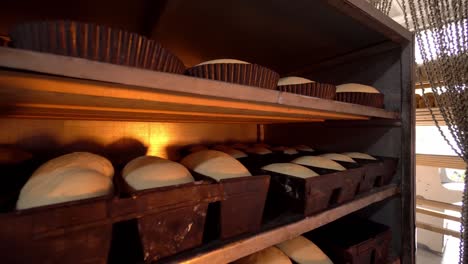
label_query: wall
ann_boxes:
[416,165,463,253]
[0,118,257,162]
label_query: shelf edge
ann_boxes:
[0,47,399,120]
[175,185,399,264]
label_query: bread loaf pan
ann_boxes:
[261,166,363,217]
[193,172,270,240]
[0,194,113,264]
[352,156,398,191]
[306,217,391,264]
[110,174,222,262]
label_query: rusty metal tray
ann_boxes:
[353,156,398,191]
[111,173,222,262]
[0,193,113,264]
[306,217,391,264]
[261,166,364,217]
[192,172,270,240]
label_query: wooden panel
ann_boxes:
[416,154,466,169]
[398,39,416,264]
[416,207,460,222]
[416,222,460,238]
[416,196,462,213]
[0,47,399,122]
[416,108,446,126]
[0,118,257,161]
[151,0,408,73]
[173,185,398,264]
[0,0,152,36]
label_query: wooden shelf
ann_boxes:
[0,47,399,123]
[416,154,466,169]
[416,108,444,126]
[165,185,399,264]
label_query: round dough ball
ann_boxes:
[262,163,318,178]
[245,147,272,155]
[292,156,346,171]
[278,76,314,86]
[180,150,251,181]
[196,59,250,66]
[336,83,380,94]
[123,156,194,190]
[319,153,356,163]
[253,143,271,148]
[342,152,377,160]
[294,145,315,152]
[271,146,299,155]
[276,236,333,264]
[234,246,292,264]
[17,168,112,210]
[212,145,248,159]
[230,143,250,150]
[186,145,209,153]
[31,152,114,179]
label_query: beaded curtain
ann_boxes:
[372,0,467,262]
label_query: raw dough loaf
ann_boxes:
[231,143,250,150]
[234,246,292,264]
[253,143,271,148]
[278,76,314,86]
[17,167,112,210]
[245,146,272,155]
[262,163,318,178]
[319,153,356,163]
[31,152,114,179]
[336,83,380,94]
[181,150,251,181]
[277,236,333,264]
[342,152,377,160]
[292,156,346,171]
[196,59,250,66]
[123,156,194,190]
[187,145,209,153]
[294,145,315,152]
[212,145,248,159]
[271,146,298,155]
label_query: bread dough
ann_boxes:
[292,156,346,171]
[123,156,194,190]
[262,163,318,178]
[17,167,112,210]
[231,143,250,150]
[212,145,248,159]
[276,236,333,264]
[196,59,250,66]
[245,147,272,155]
[271,146,298,155]
[31,152,114,179]
[234,246,292,264]
[319,153,356,163]
[181,150,251,181]
[278,76,314,86]
[342,152,377,160]
[294,145,315,152]
[253,143,271,148]
[187,145,209,153]
[336,83,380,94]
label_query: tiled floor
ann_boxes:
[417,248,442,264]
[416,236,460,264]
